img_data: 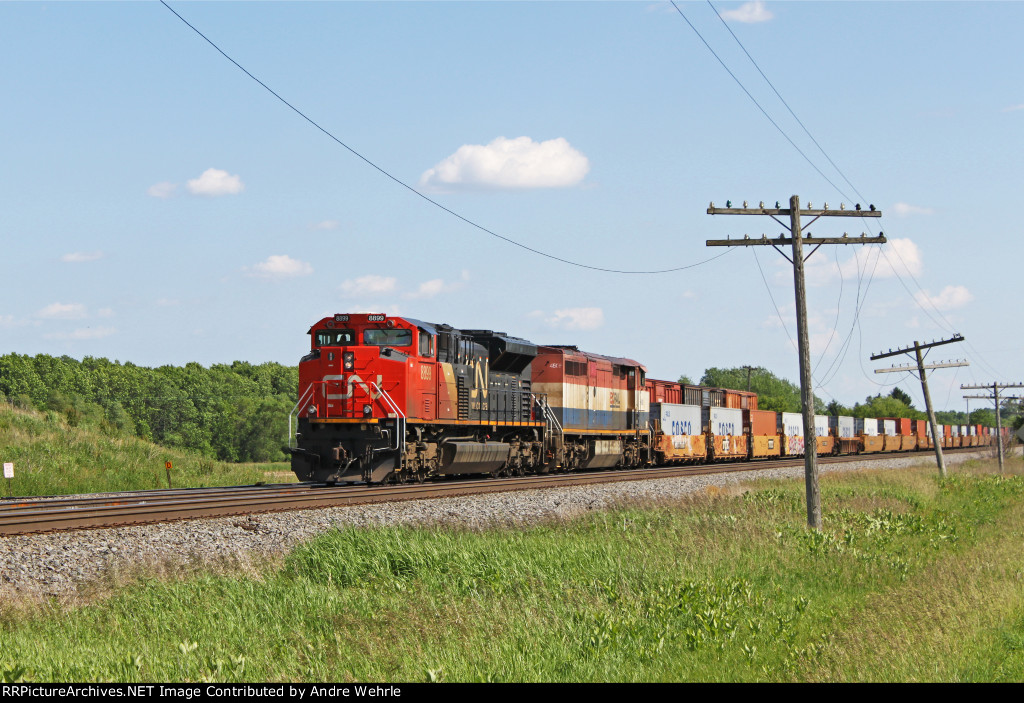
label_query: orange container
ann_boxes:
[746,409,777,436]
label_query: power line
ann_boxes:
[706,0,867,204]
[685,3,1011,386]
[669,1,849,199]
[160,1,727,276]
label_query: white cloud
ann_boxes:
[37,302,88,320]
[420,136,590,190]
[721,1,774,23]
[407,279,445,299]
[544,307,604,331]
[340,275,397,297]
[44,327,117,341]
[915,285,973,311]
[96,308,114,318]
[186,168,244,196]
[805,237,923,286]
[1002,104,1024,113]
[404,277,466,300]
[147,181,177,198]
[311,220,340,230]
[891,202,934,217]
[61,251,103,263]
[247,255,313,279]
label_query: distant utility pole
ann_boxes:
[871,335,967,479]
[961,382,1024,473]
[741,365,756,391]
[707,195,884,529]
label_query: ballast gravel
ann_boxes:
[0,451,995,600]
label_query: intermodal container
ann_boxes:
[707,389,725,408]
[738,391,758,410]
[898,418,912,436]
[915,420,926,437]
[779,412,805,455]
[882,419,897,437]
[860,418,879,436]
[745,409,778,436]
[812,415,829,437]
[651,402,702,436]
[830,416,855,439]
[683,385,703,407]
[646,379,682,405]
[724,391,742,409]
[705,406,743,437]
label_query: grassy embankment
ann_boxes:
[1,452,1023,682]
[0,404,293,496]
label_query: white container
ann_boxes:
[862,418,878,436]
[951,425,960,437]
[837,416,854,439]
[780,412,804,437]
[883,419,897,437]
[709,407,743,437]
[814,415,830,437]
[652,403,702,436]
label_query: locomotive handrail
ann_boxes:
[531,393,562,435]
[371,381,405,457]
[288,383,318,449]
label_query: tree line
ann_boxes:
[0,353,297,462]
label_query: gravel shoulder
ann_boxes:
[0,451,996,601]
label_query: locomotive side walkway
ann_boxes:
[1,448,1012,600]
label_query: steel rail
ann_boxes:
[0,448,985,537]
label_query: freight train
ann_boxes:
[286,313,1001,483]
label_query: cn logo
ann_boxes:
[323,374,383,400]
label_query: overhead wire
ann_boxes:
[811,245,844,378]
[159,0,732,275]
[669,1,851,200]
[706,0,868,205]
[681,2,1009,399]
[672,0,881,403]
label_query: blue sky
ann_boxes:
[1,1,1021,412]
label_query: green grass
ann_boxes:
[0,405,294,496]
[1,458,1023,682]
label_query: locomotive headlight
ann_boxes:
[343,352,355,370]
[307,405,317,416]
[362,404,373,416]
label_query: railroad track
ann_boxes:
[0,448,987,537]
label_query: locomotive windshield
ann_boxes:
[363,328,413,347]
[315,329,355,346]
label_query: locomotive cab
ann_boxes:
[288,313,436,483]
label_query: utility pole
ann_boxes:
[741,365,756,392]
[707,196,884,529]
[871,335,967,479]
[961,382,1024,473]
